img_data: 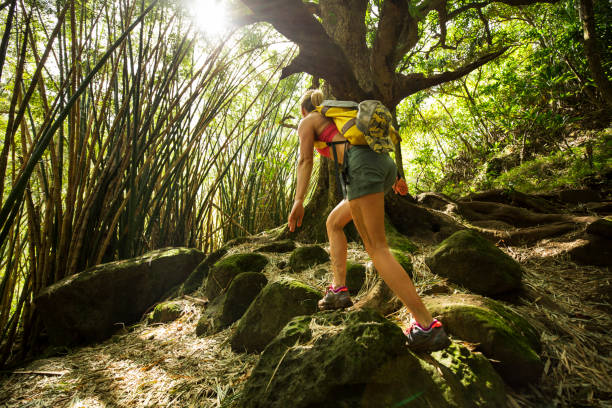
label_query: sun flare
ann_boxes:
[186,0,229,36]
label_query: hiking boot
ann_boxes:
[318,286,353,310]
[405,319,451,353]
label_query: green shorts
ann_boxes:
[345,145,397,201]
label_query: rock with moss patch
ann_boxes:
[224,236,257,247]
[178,248,228,295]
[256,239,296,253]
[346,261,366,295]
[425,230,522,296]
[148,301,183,323]
[235,309,506,407]
[424,293,542,386]
[35,248,204,346]
[390,249,414,279]
[220,272,268,327]
[204,253,268,301]
[196,272,268,337]
[230,277,321,353]
[386,218,419,254]
[428,343,507,406]
[288,245,330,272]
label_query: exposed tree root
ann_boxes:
[353,275,402,316]
[385,193,463,243]
[478,222,585,245]
[460,189,562,214]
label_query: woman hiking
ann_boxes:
[287,89,450,352]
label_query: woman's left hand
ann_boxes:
[392,178,409,196]
[288,200,305,232]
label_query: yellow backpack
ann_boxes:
[314,100,400,152]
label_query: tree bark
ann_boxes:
[578,0,612,108]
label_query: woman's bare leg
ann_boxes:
[349,192,433,326]
[326,199,353,287]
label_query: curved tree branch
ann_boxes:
[394,47,509,105]
[240,0,366,100]
[449,0,559,19]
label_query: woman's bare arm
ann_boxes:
[288,117,315,231]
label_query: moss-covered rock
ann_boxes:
[288,245,330,272]
[35,247,204,346]
[425,230,522,296]
[256,239,296,253]
[196,272,268,337]
[235,309,506,408]
[204,253,268,301]
[148,301,183,323]
[219,272,268,327]
[178,248,228,295]
[386,219,419,254]
[428,343,507,407]
[424,294,542,386]
[345,261,366,295]
[390,249,414,279]
[224,236,256,247]
[230,277,321,353]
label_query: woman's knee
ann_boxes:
[326,213,343,232]
[326,203,350,232]
[366,243,391,260]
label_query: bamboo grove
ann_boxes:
[0,0,302,366]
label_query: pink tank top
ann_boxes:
[316,122,339,158]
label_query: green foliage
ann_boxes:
[397,0,611,197]
[491,130,611,193]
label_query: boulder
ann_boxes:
[148,301,183,324]
[586,218,612,239]
[235,309,506,408]
[178,247,228,295]
[390,249,414,279]
[204,253,268,301]
[220,272,268,327]
[566,235,612,267]
[288,245,330,272]
[425,230,522,296]
[345,261,366,295]
[35,247,204,346]
[196,272,268,337]
[385,219,418,254]
[425,294,543,386]
[230,277,321,353]
[224,236,259,247]
[256,239,296,253]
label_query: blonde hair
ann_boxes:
[300,89,324,113]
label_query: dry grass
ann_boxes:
[504,250,612,408]
[0,236,610,407]
[0,300,257,407]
